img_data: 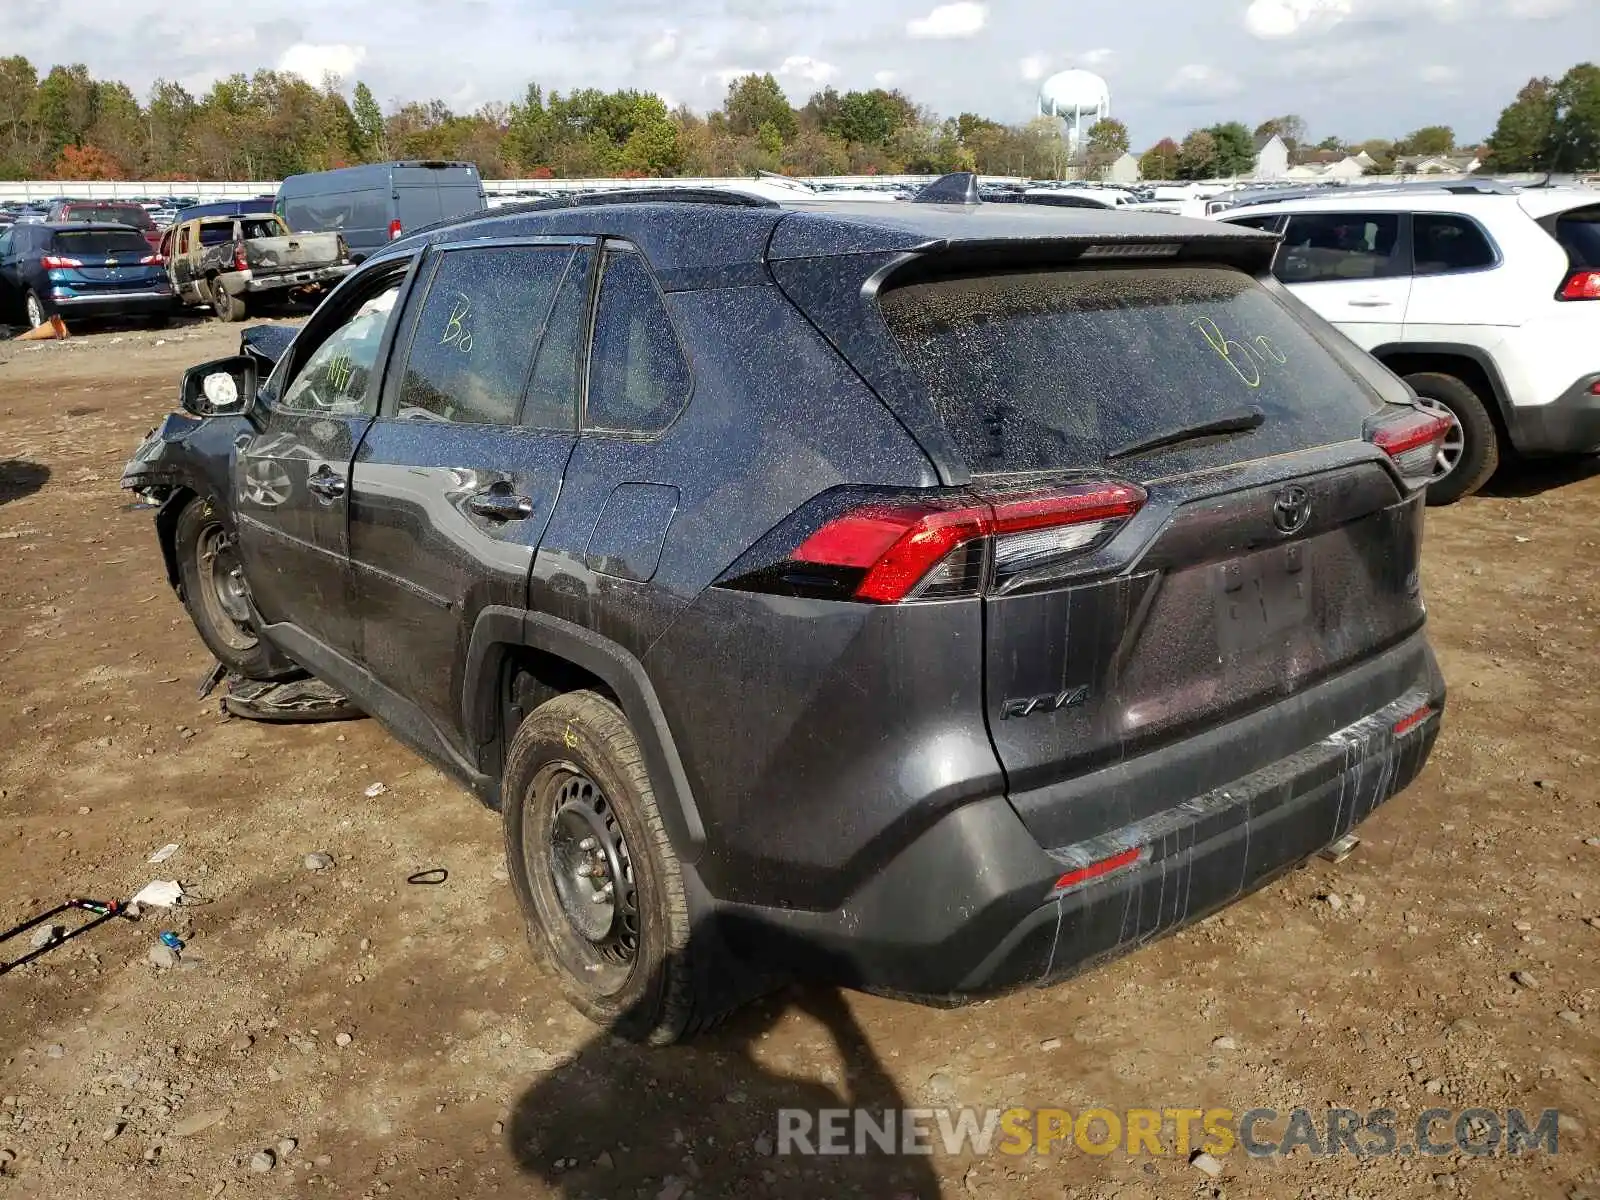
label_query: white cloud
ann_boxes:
[906,2,988,39]
[642,31,680,63]
[1507,0,1574,15]
[777,55,837,83]
[1420,63,1461,83]
[709,66,760,87]
[1019,54,1050,81]
[874,70,899,87]
[276,42,366,85]
[1163,63,1243,100]
[1243,0,1354,38]
[1076,47,1115,67]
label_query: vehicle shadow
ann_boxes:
[1479,453,1600,498]
[0,460,49,505]
[506,971,939,1198]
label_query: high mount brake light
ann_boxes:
[1369,409,1454,491]
[743,481,1146,604]
[1559,270,1600,301]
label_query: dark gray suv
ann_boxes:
[124,177,1448,1043]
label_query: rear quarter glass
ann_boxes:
[1553,205,1600,269]
[878,264,1385,479]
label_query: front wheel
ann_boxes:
[1403,372,1499,505]
[503,690,714,1044]
[173,497,296,679]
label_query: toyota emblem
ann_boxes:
[1272,485,1312,534]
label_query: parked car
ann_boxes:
[123,179,1446,1042]
[38,199,165,253]
[274,160,486,260]
[0,222,173,328]
[1220,183,1600,503]
[161,212,353,321]
[172,200,273,225]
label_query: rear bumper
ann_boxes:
[226,264,354,295]
[715,636,1444,999]
[50,290,173,316]
[1505,375,1600,456]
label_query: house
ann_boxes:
[1253,133,1290,181]
[1395,153,1481,175]
[1103,151,1141,184]
[1321,156,1370,181]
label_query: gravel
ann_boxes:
[249,1149,276,1172]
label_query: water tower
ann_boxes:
[1038,69,1112,155]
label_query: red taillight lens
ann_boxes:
[140,254,164,266]
[1559,270,1600,301]
[389,218,403,240]
[1369,408,1454,490]
[40,254,82,269]
[232,241,249,272]
[748,480,1146,604]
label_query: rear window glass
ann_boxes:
[65,204,153,230]
[239,218,282,240]
[1554,206,1600,269]
[50,229,151,256]
[198,223,236,247]
[879,265,1382,476]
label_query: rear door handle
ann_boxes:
[1348,299,1394,308]
[468,489,534,521]
[307,468,346,499]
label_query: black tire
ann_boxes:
[213,286,248,323]
[173,496,296,679]
[23,289,48,329]
[1403,372,1499,506]
[503,690,707,1044]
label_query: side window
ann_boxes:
[1277,213,1403,283]
[1412,214,1497,276]
[1227,215,1284,233]
[393,245,571,425]
[279,280,404,416]
[177,226,190,254]
[522,249,593,430]
[584,249,691,435]
[0,230,11,258]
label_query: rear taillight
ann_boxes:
[140,254,164,266]
[40,254,82,269]
[1559,270,1600,301]
[1368,408,1454,490]
[721,480,1146,604]
[232,241,249,272]
[388,218,403,240]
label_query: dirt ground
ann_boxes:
[1,319,1597,1200]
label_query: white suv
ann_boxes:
[1219,184,1600,503]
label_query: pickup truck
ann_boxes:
[161,213,353,322]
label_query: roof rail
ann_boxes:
[399,185,781,241]
[913,172,981,205]
[1220,178,1521,210]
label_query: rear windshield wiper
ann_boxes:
[1105,406,1265,461]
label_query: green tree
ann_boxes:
[1140,137,1180,180]
[1315,135,1345,153]
[724,73,796,141]
[833,88,916,147]
[1485,78,1556,171]
[1176,129,1218,180]
[1084,117,1130,174]
[1204,121,1255,177]
[621,109,683,175]
[1397,125,1455,156]
[33,63,97,156]
[1552,62,1600,171]
[352,81,387,160]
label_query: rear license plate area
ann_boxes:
[1215,544,1311,656]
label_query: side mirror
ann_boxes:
[180,355,257,419]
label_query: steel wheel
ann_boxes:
[1414,395,1465,482]
[540,769,641,970]
[195,523,257,653]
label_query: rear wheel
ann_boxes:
[213,286,248,323]
[173,496,296,679]
[1402,372,1499,505]
[24,290,46,329]
[503,690,711,1044]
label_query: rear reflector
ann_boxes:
[785,480,1145,603]
[1369,409,1454,490]
[1393,705,1434,736]
[1052,846,1144,893]
[1559,270,1600,301]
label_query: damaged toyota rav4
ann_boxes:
[123,176,1447,1043]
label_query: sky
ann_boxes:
[5,0,1598,147]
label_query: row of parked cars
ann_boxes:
[0,162,489,332]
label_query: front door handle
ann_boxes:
[468,489,534,521]
[307,468,346,499]
[1347,298,1394,308]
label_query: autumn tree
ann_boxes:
[53,142,124,179]
[1176,129,1218,180]
[1253,114,1307,153]
[1139,137,1180,180]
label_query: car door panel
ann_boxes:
[1276,212,1411,350]
[349,240,592,749]
[235,263,414,661]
